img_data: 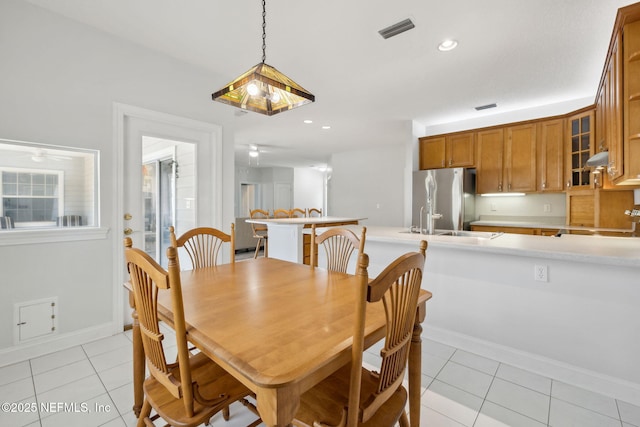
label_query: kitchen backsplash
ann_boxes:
[475,193,566,220]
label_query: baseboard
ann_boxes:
[0,322,116,368]
[424,324,640,406]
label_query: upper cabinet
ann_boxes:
[566,110,594,190]
[537,119,564,192]
[504,124,537,193]
[476,128,504,193]
[619,19,640,184]
[595,5,640,186]
[419,132,475,169]
[476,124,537,194]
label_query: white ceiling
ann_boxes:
[24,0,636,168]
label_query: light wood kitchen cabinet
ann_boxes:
[566,110,594,190]
[505,123,537,193]
[595,31,623,183]
[617,19,640,185]
[476,128,504,193]
[419,132,475,169]
[537,119,564,192]
[566,188,634,228]
[471,225,538,235]
[476,124,536,194]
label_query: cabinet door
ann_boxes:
[505,124,537,192]
[607,32,623,181]
[566,190,595,227]
[623,21,640,182]
[476,129,504,194]
[419,136,446,169]
[566,111,593,190]
[448,132,475,167]
[537,119,564,192]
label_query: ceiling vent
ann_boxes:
[475,103,497,111]
[378,18,415,39]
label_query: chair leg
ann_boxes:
[223,405,230,421]
[136,399,152,427]
[399,410,409,427]
[253,237,262,259]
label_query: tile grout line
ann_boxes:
[471,371,496,426]
[27,359,42,427]
[80,344,127,426]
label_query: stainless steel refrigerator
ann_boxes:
[412,168,476,232]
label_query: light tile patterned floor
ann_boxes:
[0,327,639,426]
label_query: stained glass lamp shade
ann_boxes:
[212,62,315,116]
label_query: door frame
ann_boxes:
[112,103,223,333]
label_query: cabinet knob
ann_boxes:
[542,182,546,189]
[448,159,452,166]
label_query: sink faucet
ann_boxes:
[425,199,442,235]
[424,172,441,234]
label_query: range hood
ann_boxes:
[585,151,609,167]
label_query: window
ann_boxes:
[0,139,99,231]
[2,170,63,227]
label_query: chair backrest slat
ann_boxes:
[249,209,269,235]
[170,225,235,269]
[310,226,366,274]
[273,209,290,218]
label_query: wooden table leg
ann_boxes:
[409,303,427,427]
[129,291,144,417]
[255,387,299,427]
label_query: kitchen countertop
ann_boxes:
[330,225,640,268]
[246,216,366,225]
[470,215,636,234]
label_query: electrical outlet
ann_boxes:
[534,264,548,282]
[543,203,551,213]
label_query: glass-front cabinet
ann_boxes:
[566,110,594,190]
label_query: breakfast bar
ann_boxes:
[246,216,366,263]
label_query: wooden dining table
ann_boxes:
[127,257,432,427]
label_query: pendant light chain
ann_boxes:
[261,0,267,64]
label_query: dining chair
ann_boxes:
[123,238,260,427]
[308,207,322,217]
[169,224,235,269]
[310,225,366,273]
[290,208,306,218]
[294,240,428,427]
[273,208,291,218]
[249,209,269,258]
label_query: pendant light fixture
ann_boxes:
[212,0,315,116]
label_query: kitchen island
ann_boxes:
[325,226,640,405]
[245,216,366,263]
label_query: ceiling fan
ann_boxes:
[30,148,72,162]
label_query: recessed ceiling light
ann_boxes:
[438,39,458,52]
[322,126,331,130]
[304,119,313,124]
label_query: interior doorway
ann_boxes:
[141,137,196,267]
[113,103,222,332]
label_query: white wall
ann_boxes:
[293,168,324,213]
[329,144,408,226]
[0,0,236,356]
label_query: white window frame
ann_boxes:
[0,138,108,246]
[1,167,65,228]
